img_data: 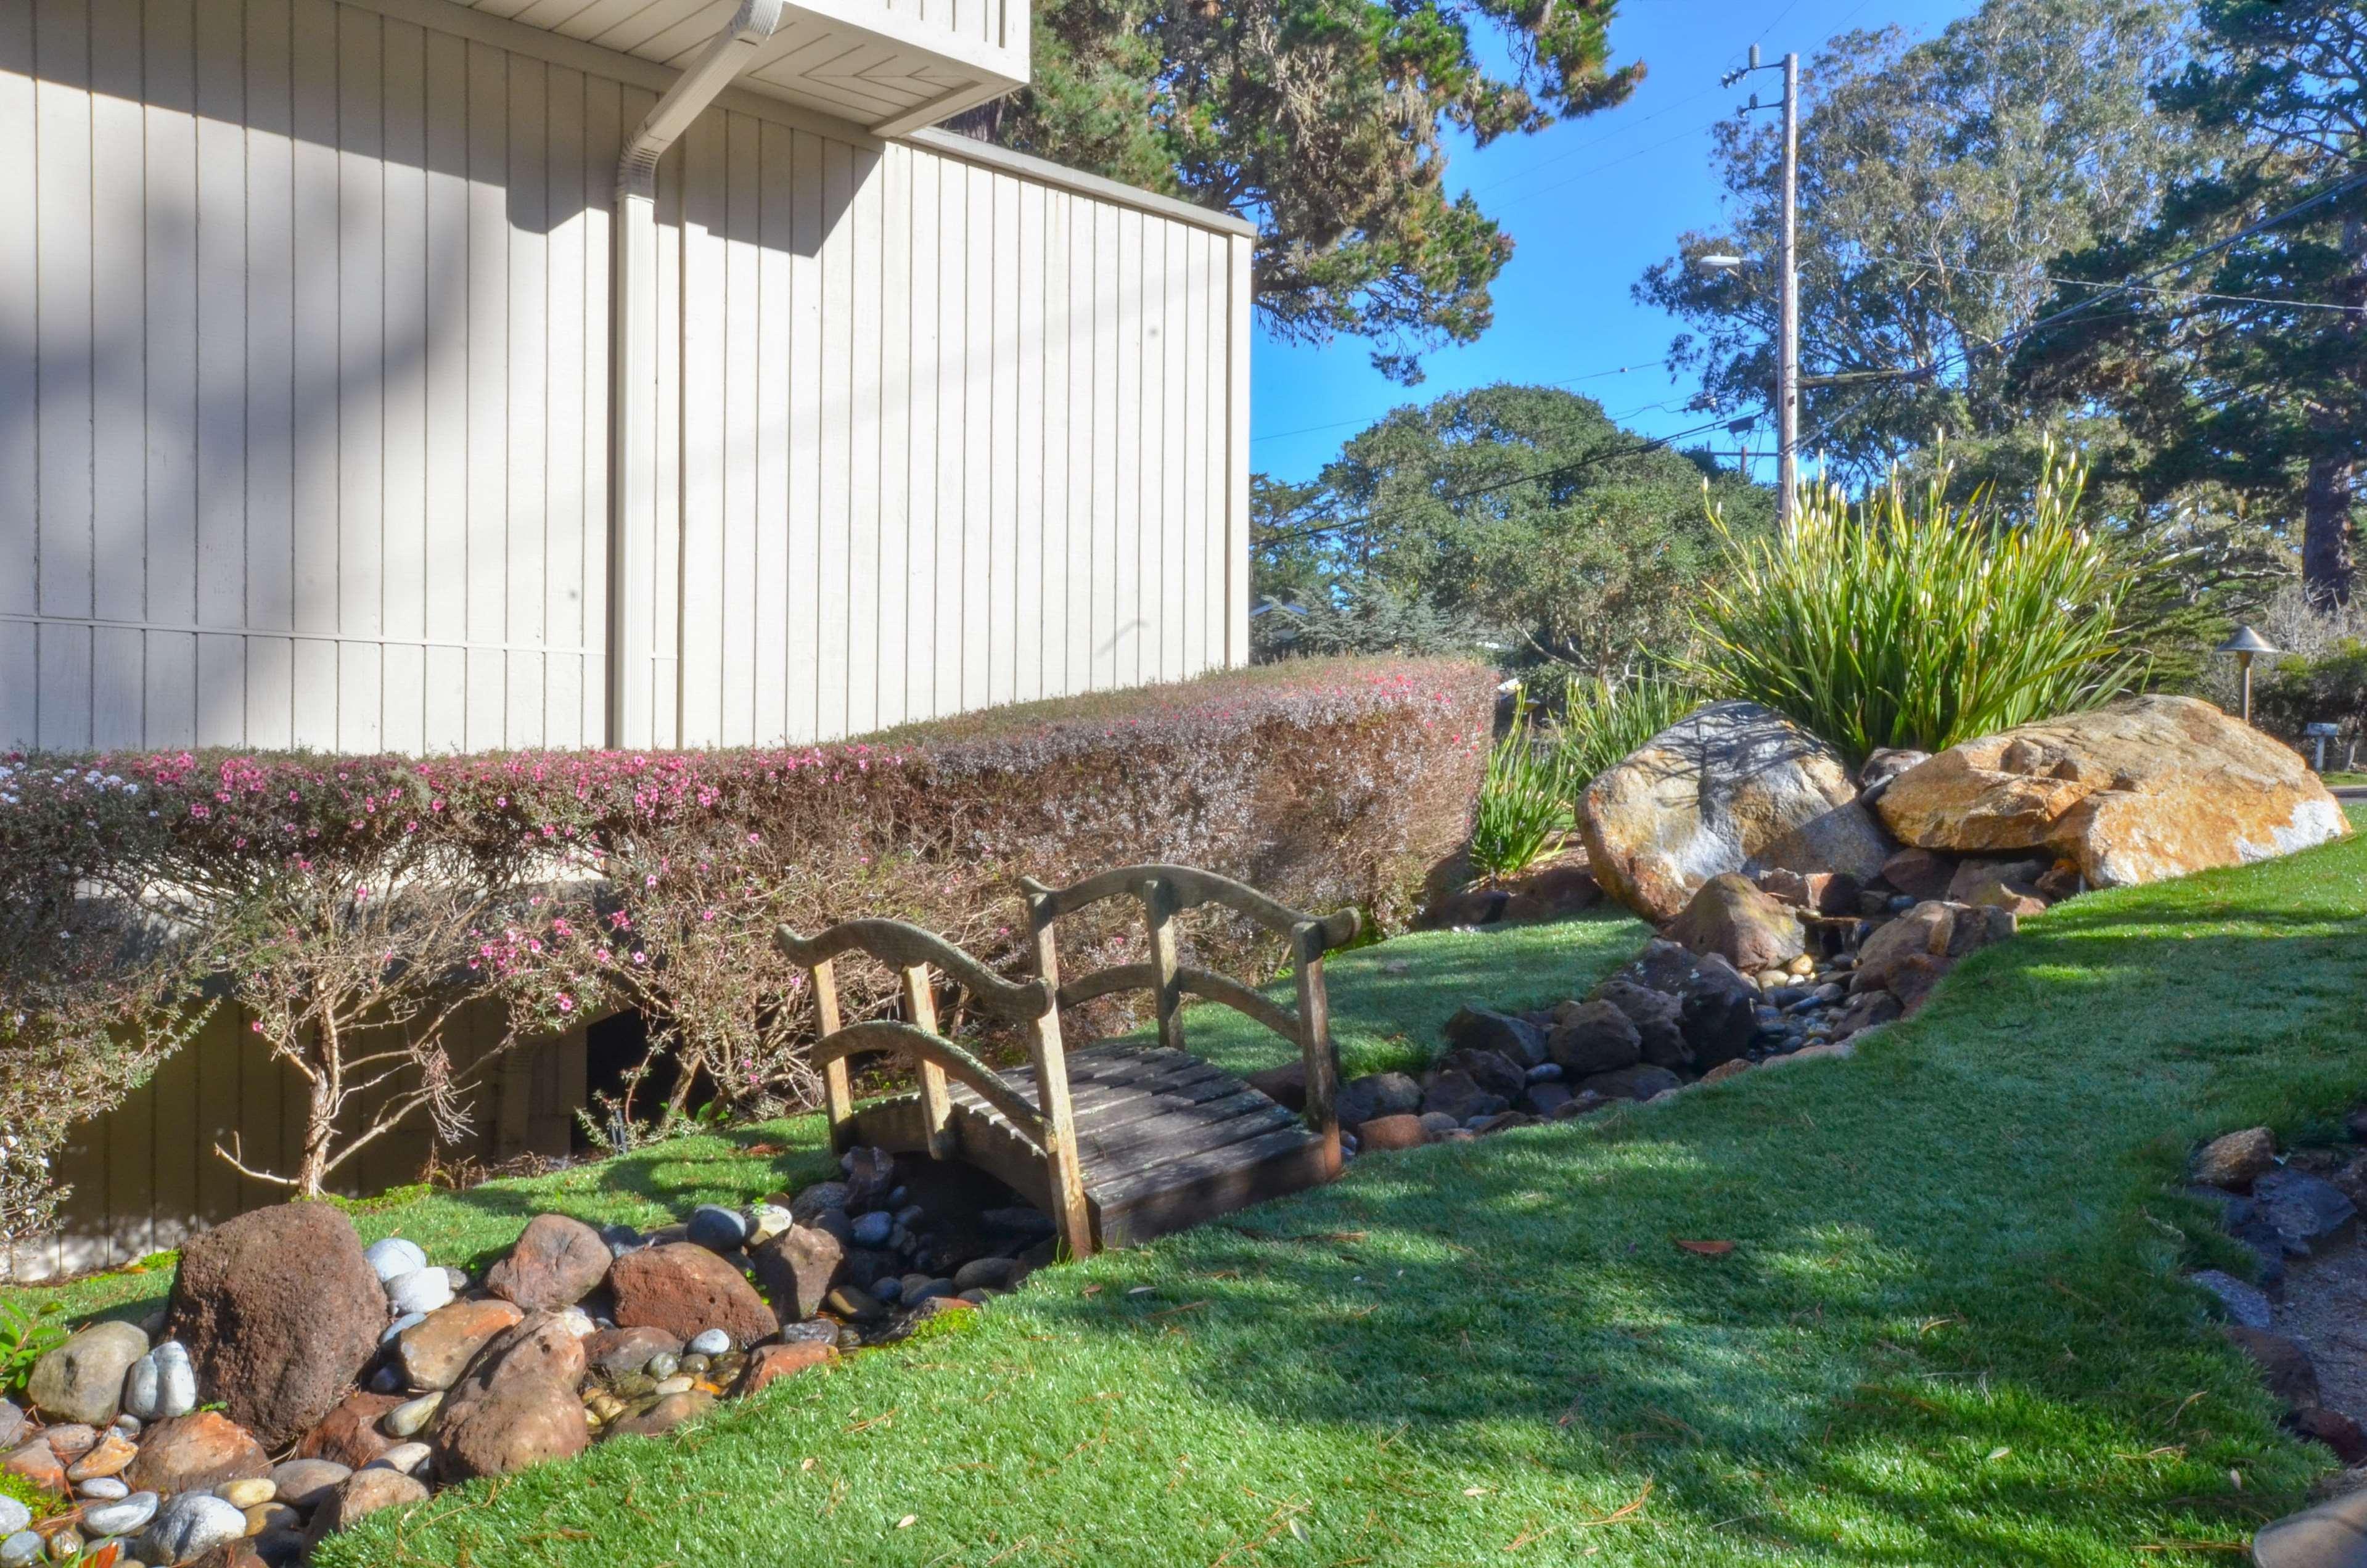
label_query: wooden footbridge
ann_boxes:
[774,866,1361,1257]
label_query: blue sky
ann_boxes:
[1247,0,1981,485]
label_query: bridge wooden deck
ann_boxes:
[777,864,1361,1257]
[848,1040,1334,1249]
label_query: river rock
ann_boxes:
[362,1239,428,1285]
[1663,872,1808,973]
[166,1202,385,1448]
[140,1492,247,1565]
[81,1490,157,1538]
[1875,696,2350,884]
[127,1412,270,1496]
[396,1299,526,1392]
[0,1402,20,1451]
[484,1213,612,1311]
[607,1244,776,1345]
[384,1268,454,1317]
[293,1392,404,1470]
[305,1466,429,1542]
[788,1182,852,1222]
[750,1225,845,1323]
[1355,1115,1429,1151]
[382,1392,441,1438]
[733,1340,837,1397]
[686,1205,750,1253]
[2254,1168,2358,1252]
[27,1320,149,1427]
[1432,1047,1528,1103]
[0,1532,36,1568]
[1,1440,60,1495]
[123,1340,198,1423]
[605,1389,715,1440]
[64,1429,137,1480]
[1580,1064,1684,1102]
[0,1503,20,1540]
[268,1457,351,1509]
[1578,700,1877,923]
[583,1326,684,1379]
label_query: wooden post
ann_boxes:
[1025,887,1096,1260]
[1292,921,1342,1177]
[1141,876,1184,1052]
[811,959,853,1155]
[901,964,958,1160]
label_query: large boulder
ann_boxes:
[607,1243,777,1347]
[1578,700,1889,922]
[1663,873,1807,973]
[485,1214,612,1311]
[1874,696,2349,885]
[165,1204,385,1448]
[430,1313,591,1482]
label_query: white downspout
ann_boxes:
[609,0,787,748]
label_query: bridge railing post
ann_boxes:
[1140,876,1185,1053]
[1024,881,1096,1260]
[1292,920,1343,1178]
[811,958,854,1154]
[900,963,959,1161]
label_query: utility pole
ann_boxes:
[1711,44,1803,527]
[1777,47,1800,526]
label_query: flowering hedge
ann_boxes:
[0,658,1495,1246]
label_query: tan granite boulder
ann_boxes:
[1874,696,2349,885]
[1578,700,1885,923]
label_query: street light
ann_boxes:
[1696,254,1746,272]
[2216,625,2278,724]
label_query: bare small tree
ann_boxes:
[211,841,558,1198]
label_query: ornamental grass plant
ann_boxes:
[1692,446,2144,764]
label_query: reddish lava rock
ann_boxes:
[295,1391,408,1470]
[449,1313,588,1401]
[485,1213,612,1311]
[2291,1406,2367,1465]
[734,1340,839,1398]
[126,1411,272,1496]
[166,1202,385,1448]
[608,1242,778,1345]
[433,1379,589,1482]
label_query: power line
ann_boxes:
[1250,359,1676,445]
[1466,81,1730,199]
[1855,255,2367,316]
[1488,116,1737,213]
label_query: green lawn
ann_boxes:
[310,811,2367,1567]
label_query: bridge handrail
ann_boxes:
[1023,863,1361,950]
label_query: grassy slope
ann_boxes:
[292,813,2367,1568]
[7,919,1627,1328]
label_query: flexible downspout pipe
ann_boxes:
[609,0,787,747]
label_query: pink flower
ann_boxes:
[556,993,575,1012]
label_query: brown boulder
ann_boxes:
[607,1243,777,1347]
[1852,902,1956,995]
[1578,700,1874,924]
[485,1213,612,1311]
[165,1202,385,1448]
[2226,1325,2321,1411]
[750,1225,847,1324]
[1875,696,2350,884]
[2193,1127,2277,1192]
[734,1340,839,1398]
[293,1392,405,1470]
[1546,1000,1643,1077]
[1879,847,1958,901]
[432,1377,590,1480]
[449,1312,588,1402]
[305,1465,429,1543]
[1663,873,1807,974]
[1594,980,1691,1070]
[126,1411,271,1495]
[1829,989,1905,1040]
[1355,1115,1430,1151]
[1945,856,2050,907]
[395,1299,525,1392]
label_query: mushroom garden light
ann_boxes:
[2217,625,2278,724]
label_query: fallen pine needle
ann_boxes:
[1675,1239,1735,1256]
[1578,1480,1654,1527]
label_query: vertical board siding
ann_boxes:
[7,0,1251,1276]
[0,5,1251,744]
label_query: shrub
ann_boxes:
[1692,447,2143,763]
[1469,696,1573,880]
[1547,671,1700,786]
[0,659,1495,1229]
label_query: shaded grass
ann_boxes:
[298,813,2367,1567]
